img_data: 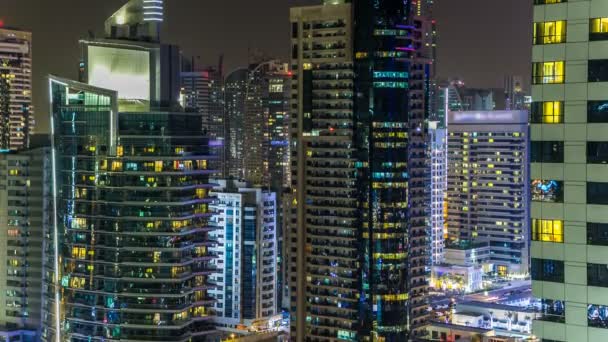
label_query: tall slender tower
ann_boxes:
[243,60,291,191]
[288,0,433,340]
[44,1,217,341]
[0,28,33,151]
[531,0,608,341]
[224,68,248,179]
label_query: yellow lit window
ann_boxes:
[532,101,563,123]
[355,52,368,59]
[154,161,163,172]
[72,217,87,229]
[532,219,564,243]
[117,145,124,157]
[196,188,207,199]
[71,247,87,259]
[303,63,312,70]
[70,277,86,289]
[533,21,566,45]
[111,161,122,171]
[9,169,19,176]
[533,61,565,84]
[590,18,608,38]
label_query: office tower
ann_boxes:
[44,1,217,340]
[208,179,278,331]
[224,68,248,179]
[0,145,50,342]
[47,76,216,342]
[429,121,447,265]
[181,65,226,177]
[531,1,608,341]
[446,110,529,277]
[289,0,432,340]
[504,75,526,111]
[0,28,33,151]
[243,60,291,191]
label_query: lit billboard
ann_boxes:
[88,45,150,100]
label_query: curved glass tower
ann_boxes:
[45,78,217,342]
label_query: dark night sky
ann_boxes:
[2,0,532,133]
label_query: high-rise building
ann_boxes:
[504,75,526,111]
[0,145,50,342]
[0,28,33,151]
[224,68,248,179]
[208,179,279,332]
[433,81,464,127]
[46,76,217,342]
[530,1,608,341]
[181,65,226,177]
[44,1,217,340]
[288,0,433,340]
[243,60,290,191]
[429,121,447,265]
[446,110,529,277]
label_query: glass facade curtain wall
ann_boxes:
[47,77,217,341]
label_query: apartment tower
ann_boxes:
[531,0,608,340]
[288,0,433,340]
[0,28,33,151]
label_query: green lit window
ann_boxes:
[533,21,566,44]
[590,18,608,41]
[532,61,565,84]
[373,82,408,89]
[373,71,408,78]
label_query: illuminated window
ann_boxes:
[154,161,163,172]
[355,52,368,59]
[373,81,407,88]
[71,247,87,259]
[533,21,566,44]
[8,169,19,176]
[111,161,122,171]
[117,145,124,157]
[532,219,564,242]
[72,217,87,229]
[531,101,563,123]
[534,0,564,3]
[590,18,608,41]
[70,277,86,289]
[532,61,565,84]
[269,84,283,93]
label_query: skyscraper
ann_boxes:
[446,110,529,277]
[243,60,291,191]
[0,145,50,342]
[288,0,433,340]
[429,121,447,265]
[504,75,526,111]
[224,68,248,179]
[45,1,217,340]
[181,65,226,177]
[208,179,279,332]
[0,28,33,151]
[531,1,608,340]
